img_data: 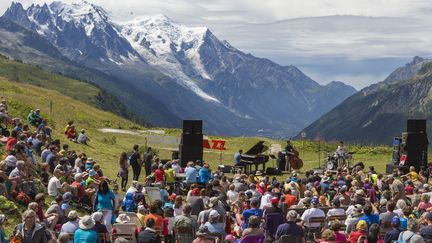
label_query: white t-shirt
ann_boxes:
[301,208,325,227]
[327,208,345,217]
[227,190,239,204]
[260,193,272,209]
[48,176,61,196]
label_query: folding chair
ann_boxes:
[240,234,265,243]
[112,223,137,243]
[279,235,301,243]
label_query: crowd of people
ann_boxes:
[1,100,432,243]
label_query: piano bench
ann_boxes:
[232,165,245,173]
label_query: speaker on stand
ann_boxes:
[179,120,203,168]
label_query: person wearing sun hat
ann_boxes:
[61,210,80,234]
[301,196,325,228]
[74,215,97,243]
[204,210,225,238]
[348,220,368,243]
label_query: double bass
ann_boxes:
[287,148,303,170]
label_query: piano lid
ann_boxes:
[244,141,268,155]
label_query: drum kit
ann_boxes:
[325,152,353,170]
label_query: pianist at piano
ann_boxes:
[234,149,247,166]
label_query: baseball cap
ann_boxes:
[391,216,400,226]
[311,196,319,205]
[271,197,279,204]
[354,204,363,212]
[209,210,220,219]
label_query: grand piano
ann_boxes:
[240,141,269,174]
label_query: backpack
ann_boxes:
[15,192,30,206]
[122,192,137,212]
[396,231,415,243]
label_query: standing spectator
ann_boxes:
[117,152,129,191]
[74,215,97,243]
[12,210,47,243]
[129,145,141,181]
[143,147,153,177]
[94,180,115,233]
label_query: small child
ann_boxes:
[112,184,123,217]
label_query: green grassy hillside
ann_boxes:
[0,55,146,125]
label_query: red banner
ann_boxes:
[203,139,226,150]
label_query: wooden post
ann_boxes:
[49,100,53,115]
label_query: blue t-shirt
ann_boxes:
[358,213,379,229]
[74,228,97,243]
[185,167,197,183]
[242,208,263,229]
[97,189,115,210]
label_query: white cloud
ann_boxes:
[1,0,432,88]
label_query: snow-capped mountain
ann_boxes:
[121,15,219,102]
[1,1,356,137]
[3,1,141,65]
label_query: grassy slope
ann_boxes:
[0,75,394,235]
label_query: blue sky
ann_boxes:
[1,0,432,89]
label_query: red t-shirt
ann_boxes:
[71,181,85,200]
[36,206,45,222]
[284,194,297,208]
[155,169,164,182]
[5,137,17,151]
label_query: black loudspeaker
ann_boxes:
[183,120,203,134]
[179,136,203,167]
[266,167,281,175]
[407,119,426,133]
[404,132,428,171]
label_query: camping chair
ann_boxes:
[264,213,285,240]
[240,234,265,243]
[119,211,141,226]
[144,187,162,205]
[306,216,326,240]
[112,223,137,243]
[97,233,109,243]
[328,214,347,230]
[279,235,301,243]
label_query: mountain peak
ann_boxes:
[410,56,425,66]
